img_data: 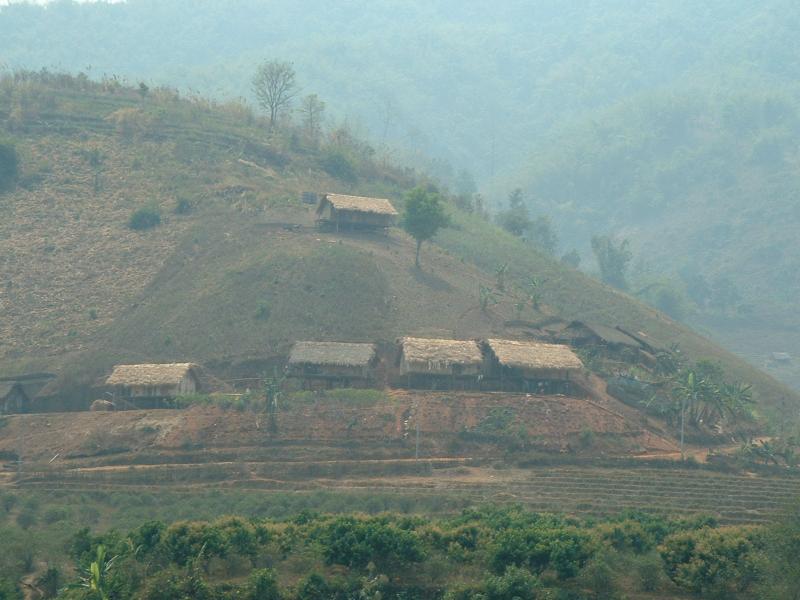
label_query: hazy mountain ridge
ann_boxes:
[3,0,798,182]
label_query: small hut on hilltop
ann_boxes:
[397,337,483,389]
[0,382,31,415]
[287,341,378,389]
[316,193,398,231]
[483,339,583,394]
[106,363,200,407]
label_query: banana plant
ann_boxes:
[70,545,116,600]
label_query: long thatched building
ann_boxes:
[396,337,483,389]
[286,341,378,389]
[316,193,398,231]
[106,363,200,407]
[483,339,583,393]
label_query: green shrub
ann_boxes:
[491,524,593,579]
[1,493,17,513]
[0,577,20,600]
[659,526,763,598]
[0,140,19,193]
[247,569,281,600]
[174,197,193,214]
[296,573,329,600]
[15,509,36,530]
[578,558,616,599]
[595,520,655,554]
[321,516,425,569]
[321,148,358,182]
[484,566,540,600]
[162,521,228,565]
[43,507,69,524]
[128,205,162,230]
[35,566,61,599]
[633,553,666,592]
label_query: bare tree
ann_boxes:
[298,93,325,142]
[252,60,297,127]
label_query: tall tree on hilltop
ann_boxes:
[402,187,449,268]
[591,235,632,290]
[252,60,297,127]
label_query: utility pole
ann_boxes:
[680,394,685,461]
[415,401,420,462]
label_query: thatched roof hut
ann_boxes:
[0,381,30,414]
[484,339,583,372]
[106,363,199,386]
[398,337,483,376]
[286,341,378,387]
[106,363,200,400]
[288,341,377,368]
[316,193,398,230]
[557,321,643,350]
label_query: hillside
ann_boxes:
[4,1,800,400]
[0,73,797,422]
[508,84,800,389]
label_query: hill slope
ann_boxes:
[0,74,797,423]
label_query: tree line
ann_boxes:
[5,504,800,599]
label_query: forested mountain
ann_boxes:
[2,0,800,387]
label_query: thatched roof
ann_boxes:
[0,382,27,399]
[563,321,642,348]
[288,341,376,367]
[318,193,398,216]
[400,337,483,368]
[106,363,198,386]
[485,339,583,370]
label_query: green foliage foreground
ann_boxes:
[5,503,799,599]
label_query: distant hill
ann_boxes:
[508,83,800,389]
[0,73,797,425]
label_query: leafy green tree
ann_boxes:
[591,235,632,289]
[659,527,763,598]
[0,140,19,193]
[252,60,297,127]
[401,186,449,268]
[322,516,425,570]
[497,188,531,237]
[757,501,800,599]
[484,565,540,600]
[491,525,593,579]
[528,215,557,255]
[248,569,281,600]
[296,573,329,600]
[0,578,20,600]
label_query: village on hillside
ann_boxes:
[1,192,664,416]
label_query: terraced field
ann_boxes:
[9,459,799,525]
